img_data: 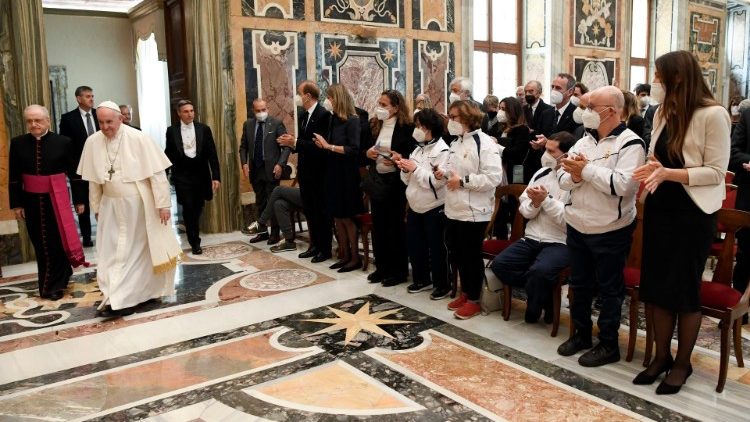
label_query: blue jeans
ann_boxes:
[406,207,448,288]
[490,238,570,314]
[567,223,634,346]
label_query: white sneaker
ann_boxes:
[243,221,261,235]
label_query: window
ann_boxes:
[630,0,651,90]
[473,0,522,100]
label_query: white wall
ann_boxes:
[44,12,139,125]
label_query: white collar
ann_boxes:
[79,107,93,116]
[33,130,49,140]
[306,101,318,115]
[181,121,194,129]
[556,100,573,114]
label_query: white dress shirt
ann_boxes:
[181,122,197,158]
[79,107,95,135]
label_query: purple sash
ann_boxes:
[22,173,89,268]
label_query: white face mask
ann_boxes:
[550,90,564,105]
[731,106,740,116]
[582,108,602,129]
[449,92,461,104]
[573,107,584,124]
[541,151,558,168]
[497,110,508,123]
[638,96,650,108]
[447,119,464,136]
[569,95,580,107]
[375,106,390,121]
[650,83,665,104]
[412,127,426,143]
[256,111,268,122]
[294,94,303,108]
[323,98,333,111]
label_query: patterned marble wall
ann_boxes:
[412,40,454,113]
[315,0,404,27]
[728,6,748,97]
[688,1,725,95]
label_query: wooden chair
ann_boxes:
[708,184,738,268]
[624,202,653,365]
[356,167,374,270]
[699,208,750,393]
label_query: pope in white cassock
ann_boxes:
[77,101,182,317]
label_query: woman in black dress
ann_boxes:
[312,84,363,272]
[622,90,647,140]
[633,51,731,394]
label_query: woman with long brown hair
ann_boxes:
[312,84,363,272]
[633,50,730,394]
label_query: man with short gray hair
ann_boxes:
[449,77,482,110]
[119,104,140,130]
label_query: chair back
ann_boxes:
[725,170,735,185]
[713,208,750,285]
[625,202,645,270]
[486,184,527,240]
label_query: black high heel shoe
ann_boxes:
[329,259,349,269]
[633,358,674,385]
[655,364,693,395]
[338,260,362,273]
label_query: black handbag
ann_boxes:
[360,164,390,201]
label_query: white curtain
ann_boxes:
[136,33,170,149]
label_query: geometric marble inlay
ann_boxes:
[244,360,425,415]
[302,302,415,345]
[239,269,317,291]
[188,242,254,261]
[573,0,617,50]
[144,398,273,421]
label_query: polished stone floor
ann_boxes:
[1,226,749,421]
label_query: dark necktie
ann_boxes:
[254,122,264,167]
[556,110,561,125]
[301,111,310,132]
[85,112,95,136]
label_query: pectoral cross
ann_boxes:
[108,165,115,180]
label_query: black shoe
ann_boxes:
[249,233,270,243]
[367,271,385,283]
[270,241,296,253]
[43,291,64,301]
[557,333,593,356]
[407,282,432,293]
[338,261,362,273]
[430,287,452,300]
[97,305,135,318]
[299,248,318,259]
[330,259,348,269]
[578,342,620,367]
[524,306,542,323]
[191,246,203,255]
[266,236,281,245]
[311,253,332,263]
[82,239,94,247]
[382,277,406,287]
[116,306,136,317]
[633,357,674,385]
[655,365,693,395]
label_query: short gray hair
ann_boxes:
[449,77,472,94]
[483,95,499,109]
[739,99,750,113]
[23,104,50,118]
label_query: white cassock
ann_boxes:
[77,124,182,310]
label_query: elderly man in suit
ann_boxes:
[59,85,98,247]
[240,98,289,245]
[165,99,221,255]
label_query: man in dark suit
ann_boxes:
[730,107,750,324]
[277,80,332,263]
[119,104,141,130]
[523,80,555,137]
[59,85,98,247]
[549,73,581,135]
[165,99,221,255]
[239,98,289,244]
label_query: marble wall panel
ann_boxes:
[573,56,616,91]
[412,40,455,114]
[654,0,674,57]
[525,53,546,88]
[411,0,454,32]
[573,0,618,50]
[315,33,406,113]
[0,81,9,222]
[526,0,547,48]
[688,3,724,94]
[242,29,307,135]
[316,0,403,28]
[242,0,305,19]
[729,10,747,68]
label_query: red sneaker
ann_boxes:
[454,301,482,320]
[447,293,467,310]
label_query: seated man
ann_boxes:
[490,131,575,323]
[247,184,303,252]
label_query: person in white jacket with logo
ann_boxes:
[556,86,646,367]
[434,100,504,319]
[398,108,451,299]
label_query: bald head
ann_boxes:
[588,86,624,137]
[592,86,625,111]
[24,105,51,138]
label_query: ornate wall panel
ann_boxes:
[315,0,404,28]
[242,0,304,19]
[526,0,547,48]
[316,34,406,114]
[243,29,307,135]
[573,0,618,50]
[688,1,724,94]
[412,40,455,114]
[48,65,67,133]
[573,56,617,91]
[411,0,454,32]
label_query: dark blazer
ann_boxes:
[165,121,221,201]
[368,119,416,158]
[524,99,554,136]
[59,107,99,159]
[550,102,581,135]
[239,116,289,180]
[731,109,750,184]
[355,107,373,167]
[626,115,648,144]
[295,103,332,182]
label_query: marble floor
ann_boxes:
[1,226,749,421]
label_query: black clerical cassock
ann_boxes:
[8,131,88,298]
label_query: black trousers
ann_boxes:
[445,218,488,301]
[371,175,408,279]
[407,207,448,288]
[251,165,280,235]
[23,193,73,295]
[77,184,91,241]
[299,173,332,254]
[175,184,205,248]
[734,184,750,295]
